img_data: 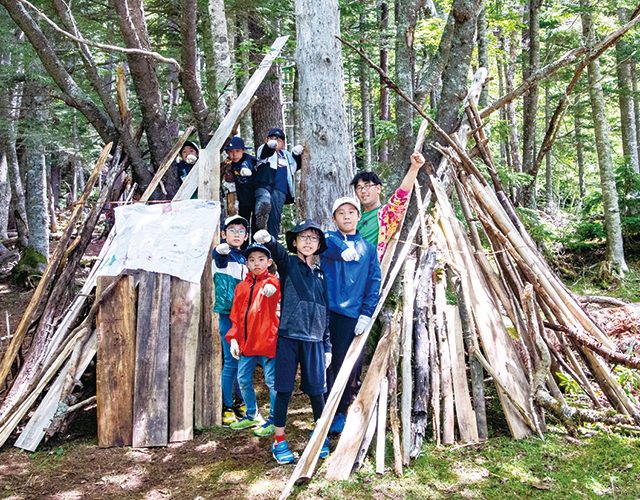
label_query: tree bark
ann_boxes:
[574,100,586,203]
[393,0,426,184]
[423,0,482,170]
[359,11,373,170]
[208,0,237,127]
[632,61,640,166]
[0,152,8,240]
[581,0,628,277]
[504,34,523,179]
[22,84,50,259]
[615,6,639,172]
[295,0,353,225]
[112,0,172,170]
[476,5,489,108]
[520,0,542,207]
[378,1,390,164]
[248,15,284,142]
[544,85,555,213]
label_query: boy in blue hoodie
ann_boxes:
[320,197,382,435]
[212,215,249,425]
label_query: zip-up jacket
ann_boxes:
[264,237,331,353]
[222,153,257,202]
[320,230,382,319]
[226,271,281,358]
[212,247,247,314]
[255,143,301,204]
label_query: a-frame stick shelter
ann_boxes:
[0,36,289,451]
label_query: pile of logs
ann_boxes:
[280,72,640,498]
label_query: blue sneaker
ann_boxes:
[319,437,330,459]
[272,440,296,464]
[329,412,345,435]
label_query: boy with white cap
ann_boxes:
[320,197,381,435]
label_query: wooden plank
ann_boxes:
[195,253,220,428]
[133,273,171,447]
[375,376,388,475]
[96,275,137,447]
[326,304,405,480]
[444,305,479,443]
[15,334,97,451]
[401,256,415,464]
[169,278,201,442]
[175,36,290,201]
[354,401,378,471]
[431,176,533,439]
[435,277,455,445]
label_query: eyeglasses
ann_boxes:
[354,183,378,193]
[226,227,247,236]
[297,234,320,242]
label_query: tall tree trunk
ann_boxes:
[423,0,482,170]
[581,0,628,277]
[378,1,390,164]
[208,0,237,127]
[22,85,50,259]
[248,15,284,143]
[520,0,541,207]
[360,56,373,170]
[180,0,212,144]
[544,85,555,213]
[574,101,586,203]
[0,152,8,240]
[503,34,522,199]
[631,61,640,167]
[295,0,353,225]
[476,5,489,108]
[235,15,254,145]
[112,0,172,170]
[393,0,426,185]
[497,52,509,170]
[615,6,639,172]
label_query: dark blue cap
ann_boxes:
[267,127,285,140]
[224,136,246,151]
[285,219,327,255]
[244,242,272,259]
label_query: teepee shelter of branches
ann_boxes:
[280,69,640,497]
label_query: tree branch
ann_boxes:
[18,0,181,70]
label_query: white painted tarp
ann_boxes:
[97,200,220,283]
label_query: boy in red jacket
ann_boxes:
[226,243,281,437]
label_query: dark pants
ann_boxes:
[267,189,286,238]
[254,187,271,234]
[325,312,363,414]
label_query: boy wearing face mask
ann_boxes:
[176,140,199,184]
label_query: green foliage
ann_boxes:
[614,367,640,405]
[556,371,583,395]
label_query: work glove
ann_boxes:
[341,247,359,262]
[254,230,271,244]
[185,154,198,165]
[292,145,303,156]
[222,180,236,193]
[262,283,277,297]
[267,139,278,149]
[325,352,332,368]
[239,167,252,177]
[230,339,240,360]
[215,243,230,256]
[354,315,372,336]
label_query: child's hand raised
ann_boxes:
[341,247,359,262]
[216,242,231,255]
[254,230,271,244]
[262,283,277,297]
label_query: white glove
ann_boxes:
[341,247,359,262]
[254,229,271,244]
[267,139,278,149]
[185,154,198,164]
[216,243,230,255]
[325,352,332,368]
[240,167,252,177]
[222,180,236,193]
[354,315,372,336]
[292,145,303,156]
[262,283,277,297]
[230,339,240,360]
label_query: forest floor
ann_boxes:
[0,238,639,499]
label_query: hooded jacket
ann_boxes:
[212,247,247,314]
[320,230,382,319]
[255,143,301,204]
[226,271,281,358]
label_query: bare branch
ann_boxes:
[18,0,181,70]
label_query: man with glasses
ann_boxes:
[254,127,304,238]
[351,152,426,260]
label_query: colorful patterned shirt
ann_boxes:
[357,187,410,261]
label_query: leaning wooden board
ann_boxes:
[96,275,137,447]
[133,273,171,447]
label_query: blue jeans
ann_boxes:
[219,314,242,408]
[237,355,276,421]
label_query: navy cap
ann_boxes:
[244,242,272,259]
[224,136,246,151]
[285,219,327,255]
[267,127,285,140]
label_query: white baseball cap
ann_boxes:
[331,196,361,215]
